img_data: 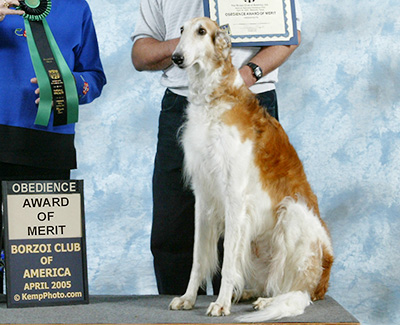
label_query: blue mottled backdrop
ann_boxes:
[73,1,400,324]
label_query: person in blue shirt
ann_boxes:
[0,0,106,292]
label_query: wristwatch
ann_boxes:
[246,62,263,81]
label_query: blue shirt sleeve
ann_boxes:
[72,5,106,105]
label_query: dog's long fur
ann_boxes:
[169,17,333,322]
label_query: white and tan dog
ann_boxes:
[169,17,333,322]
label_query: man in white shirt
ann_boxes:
[131,0,302,295]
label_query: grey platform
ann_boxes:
[0,295,359,324]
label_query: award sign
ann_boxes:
[204,0,298,46]
[1,180,88,308]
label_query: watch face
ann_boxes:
[254,67,262,79]
[247,62,263,80]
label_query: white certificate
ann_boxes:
[204,0,298,46]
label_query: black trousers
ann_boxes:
[151,89,278,295]
[0,162,70,294]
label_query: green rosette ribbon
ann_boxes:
[17,0,79,126]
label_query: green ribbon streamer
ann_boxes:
[24,18,52,126]
[24,18,79,126]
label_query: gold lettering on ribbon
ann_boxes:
[43,57,55,64]
[48,69,60,79]
[53,89,65,95]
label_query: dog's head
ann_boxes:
[172,17,231,70]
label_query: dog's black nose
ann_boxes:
[172,53,184,66]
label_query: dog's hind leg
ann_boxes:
[170,193,222,311]
[238,198,333,322]
[264,197,332,300]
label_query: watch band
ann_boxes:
[246,62,263,81]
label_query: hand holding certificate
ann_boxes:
[204,0,298,46]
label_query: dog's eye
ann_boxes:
[198,27,206,36]
[180,26,184,34]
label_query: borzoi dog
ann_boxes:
[169,17,333,322]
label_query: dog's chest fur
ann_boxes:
[182,68,250,190]
[181,98,275,231]
[183,101,248,188]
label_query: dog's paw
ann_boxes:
[252,297,273,310]
[207,302,231,316]
[169,296,195,310]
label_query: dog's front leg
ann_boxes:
[170,193,221,311]
[207,201,247,317]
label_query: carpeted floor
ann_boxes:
[0,295,359,324]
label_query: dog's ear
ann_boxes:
[214,29,231,60]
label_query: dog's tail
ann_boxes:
[236,291,311,322]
